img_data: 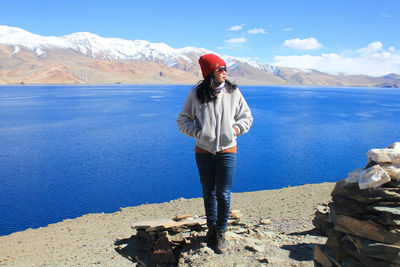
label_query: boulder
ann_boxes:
[358,165,391,190]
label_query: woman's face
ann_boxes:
[213,66,227,84]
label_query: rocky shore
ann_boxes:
[0,182,335,266]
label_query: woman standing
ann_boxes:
[177,54,253,253]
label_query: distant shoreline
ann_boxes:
[0,82,398,88]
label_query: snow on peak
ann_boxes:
[0,25,280,73]
[0,25,75,56]
[61,30,192,64]
[223,55,282,75]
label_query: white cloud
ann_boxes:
[271,43,400,76]
[381,12,393,18]
[248,28,266,34]
[225,37,246,43]
[283,37,322,50]
[227,24,245,31]
[389,46,396,52]
[283,27,294,32]
[357,41,383,54]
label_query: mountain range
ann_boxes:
[0,25,399,87]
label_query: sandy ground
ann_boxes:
[0,182,335,266]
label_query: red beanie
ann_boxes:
[198,54,226,78]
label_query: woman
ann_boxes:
[177,54,253,253]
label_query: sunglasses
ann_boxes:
[218,66,227,72]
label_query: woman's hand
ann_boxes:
[233,127,239,136]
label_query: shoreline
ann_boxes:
[0,82,397,89]
[0,182,335,266]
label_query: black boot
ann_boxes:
[205,225,216,247]
[216,229,227,254]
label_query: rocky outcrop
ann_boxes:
[313,142,400,266]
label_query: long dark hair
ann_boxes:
[195,74,237,104]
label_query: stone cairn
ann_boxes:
[313,142,400,266]
[128,210,243,265]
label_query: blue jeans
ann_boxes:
[195,152,236,231]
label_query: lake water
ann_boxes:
[1,85,400,236]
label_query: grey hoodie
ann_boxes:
[177,86,253,154]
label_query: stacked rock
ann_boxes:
[127,210,242,265]
[313,142,400,267]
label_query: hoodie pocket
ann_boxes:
[221,126,235,146]
[198,126,216,144]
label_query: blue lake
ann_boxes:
[1,84,400,236]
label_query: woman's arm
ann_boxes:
[177,91,201,138]
[233,90,253,136]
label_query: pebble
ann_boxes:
[257,256,270,263]
[245,244,265,253]
[260,218,271,225]
[234,228,249,234]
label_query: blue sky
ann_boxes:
[1,0,400,75]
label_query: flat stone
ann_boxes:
[131,218,172,229]
[334,215,400,245]
[167,231,191,243]
[146,217,206,232]
[233,228,249,234]
[340,236,389,266]
[345,234,400,264]
[332,179,400,203]
[181,217,207,227]
[367,143,400,163]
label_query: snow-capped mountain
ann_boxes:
[0,25,281,73]
[0,26,192,64]
[0,25,398,87]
